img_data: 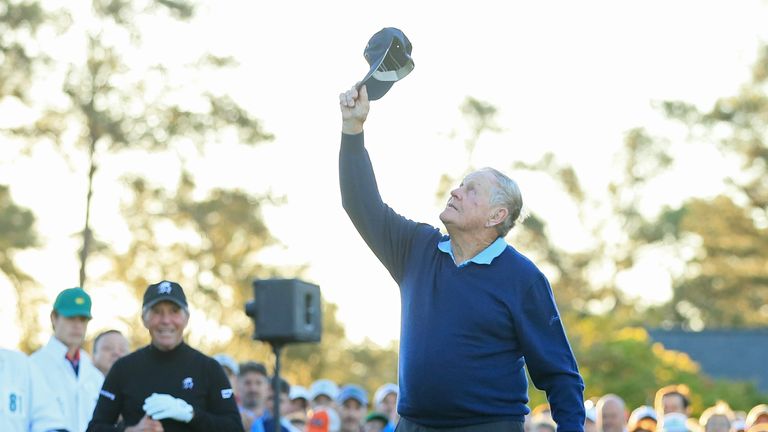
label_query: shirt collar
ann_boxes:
[48,336,91,364]
[47,336,70,357]
[438,236,507,267]
[66,349,80,362]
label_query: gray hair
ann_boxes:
[479,167,523,237]
[141,303,189,321]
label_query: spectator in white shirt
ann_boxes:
[31,287,104,432]
[0,348,69,432]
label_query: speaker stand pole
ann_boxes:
[271,342,284,432]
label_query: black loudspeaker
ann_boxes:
[245,278,322,344]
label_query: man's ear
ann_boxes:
[487,207,509,228]
[141,309,150,330]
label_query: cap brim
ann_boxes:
[366,413,389,423]
[143,297,188,311]
[341,396,368,406]
[57,309,92,319]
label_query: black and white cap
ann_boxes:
[359,27,414,100]
[143,280,188,310]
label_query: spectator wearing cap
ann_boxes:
[86,280,242,432]
[238,361,270,430]
[364,412,389,432]
[372,383,398,430]
[628,406,657,432]
[699,402,734,432]
[31,287,104,432]
[310,379,340,409]
[337,384,368,432]
[93,330,130,376]
[289,385,310,416]
[339,75,584,430]
[597,394,628,432]
[214,354,240,400]
[0,347,69,432]
[747,405,768,430]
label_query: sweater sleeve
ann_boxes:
[339,132,420,283]
[516,273,585,432]
[187,358,244,432]
[86,363,125,432]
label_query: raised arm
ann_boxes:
[338,84,421,283]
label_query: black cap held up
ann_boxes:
[360,27,414,100]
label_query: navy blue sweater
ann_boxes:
[339,132,585,430]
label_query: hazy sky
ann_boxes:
[2,0,767,347]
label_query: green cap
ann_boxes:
[53,287,92,318]
[365,412,389,424]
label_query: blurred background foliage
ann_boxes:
[1,0,766,410]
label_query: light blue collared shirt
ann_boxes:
[437,236,507,267]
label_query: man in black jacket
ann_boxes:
[87,280,243,432]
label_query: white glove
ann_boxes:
[142,393,176,415]
[142,393,194,423]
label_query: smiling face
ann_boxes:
[142,301,188,351]
[439,171,502,234]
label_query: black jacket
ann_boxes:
[87,343,243,432]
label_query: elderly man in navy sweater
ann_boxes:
[338,85,585,432]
